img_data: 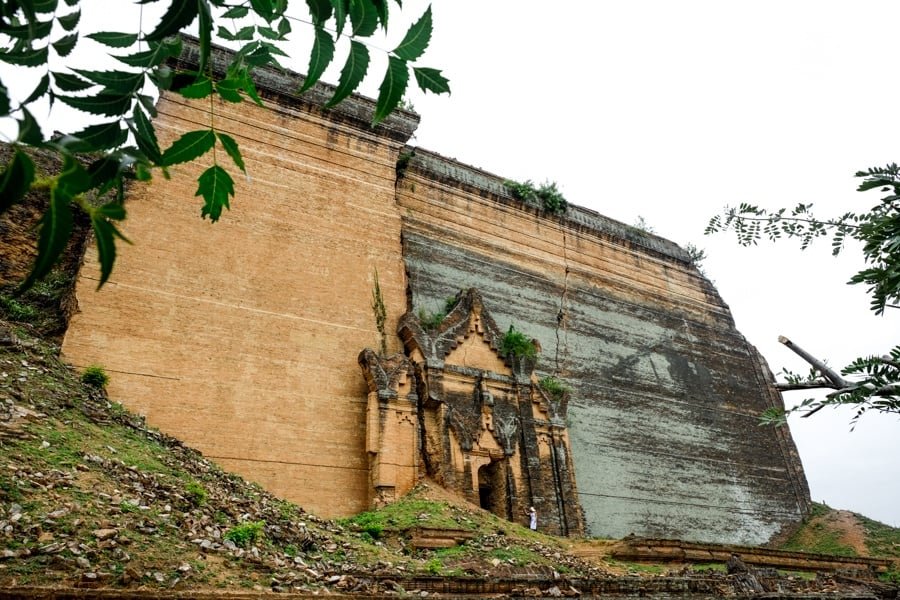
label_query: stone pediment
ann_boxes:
[397,288,537,379]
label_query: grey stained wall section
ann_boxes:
[398,149,810,544]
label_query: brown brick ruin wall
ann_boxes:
[62,53,417,517]
[61,41,810,540]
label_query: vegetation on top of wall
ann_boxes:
[683,243,708,275]
[500,324,537,359]
[504,179,568,214]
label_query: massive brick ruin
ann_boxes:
[61,39,810,544]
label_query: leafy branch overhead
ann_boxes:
[0,0,450,291]
[706,165,900,424]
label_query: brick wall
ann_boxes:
[61,41,809,540]
[62,65,418,517]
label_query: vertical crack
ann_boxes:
[554,228,571,376]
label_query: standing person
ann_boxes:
[528,506,537,531]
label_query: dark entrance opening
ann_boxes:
[477,460,507,518]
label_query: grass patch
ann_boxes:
[342,496,468,533]
[224,521,266,548]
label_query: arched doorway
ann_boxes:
[477,460,508,519]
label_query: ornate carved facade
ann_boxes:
[359,289,584,536]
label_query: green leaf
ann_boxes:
[178,75,213,99]
[277,15,291,36]
[52,71,93,92]
[370,0,388,29]
[250,0,280,22]
[222,5,249,18]
[64,121,128,152]
[393,5,431,61]
[217,132,245,172]
[17,108,44,145]
[137,93,157,117]
[325,40,369,108]
[130,105,162,163]
[228,25,256,41]
[3,20,53,40]
[0,150,36,214]
[52,32,79,57]
[57,9,80,31]
[331,0,349,35]
[23,74,50,105]
[20,176,74,292]
[300,27,335,93]
[0,81,9,116]
[145,0,199,41]
[257,25,280,40]
[57,92,131,117]
[91,204,130,288]
[215,78,244,102]
[373,55,408,125]
[197,0,212,74]
[413,66,449,94]
[56,153,92,197]
[0,45,49,66]
[306,0,333,26]
[161,129,216,166]
[196,164,234,221]
[349,0,378,36]
[74,69,143,93]
[114,38,182,67]
[32,0,59,13]
[87,31,139,48]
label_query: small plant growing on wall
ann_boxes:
[371,269,388,356]
[81,365,109,388]
[503,179,568,214]
[417,307,446,331]
[539,376,571,401]
[500,325,537,359]
[416,296,458,331]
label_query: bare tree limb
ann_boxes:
[775,381,833,391]
[778,335,850,388]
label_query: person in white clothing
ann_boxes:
[528,506,537,530]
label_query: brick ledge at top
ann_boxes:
[173,35,420,144]
[401,146,693,265]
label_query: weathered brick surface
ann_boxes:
[397,148,810,544]
[62,82,417,517]
[61,41,808,540]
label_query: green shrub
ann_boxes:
[417,307,447,331]
[504,179,568,214]
[81,365,109,388]
[539,376,570,400]
[224,521,265,547]
[500,325,537,359]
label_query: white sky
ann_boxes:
[2,0,898,527]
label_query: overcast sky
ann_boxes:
[3,1,898,527]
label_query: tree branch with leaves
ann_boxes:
[0,0,449,290]
[707,164,900,425]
